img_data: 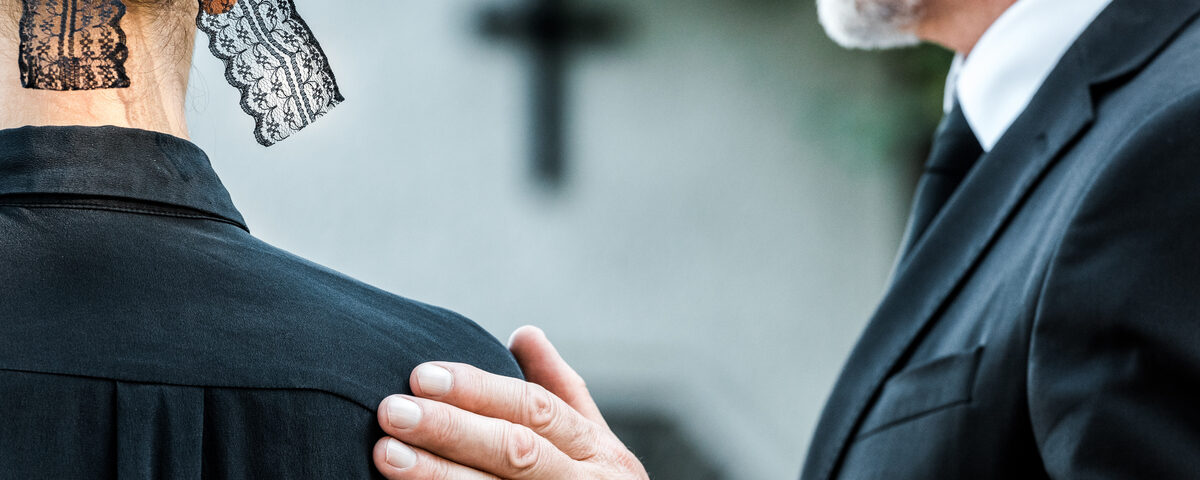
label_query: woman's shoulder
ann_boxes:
[0,217,522,411]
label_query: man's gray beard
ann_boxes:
[817,0,923,49]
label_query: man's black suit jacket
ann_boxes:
[0,126,523,478]
[803,0,1200,478]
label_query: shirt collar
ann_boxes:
[948,0,1113,151]
[0,125,247,230]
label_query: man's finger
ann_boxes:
[372,438,500,480]
[377,394,582,478]
[508,326,608,428]
[408,362,606,460]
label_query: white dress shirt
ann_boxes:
[946,0,1114,151]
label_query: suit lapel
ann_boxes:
[801,1,1200,479]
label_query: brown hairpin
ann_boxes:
[200,0,236,15]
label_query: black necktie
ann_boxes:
[896,103,984,259]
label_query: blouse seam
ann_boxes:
[0,202,247,230]
[0,366,375,413]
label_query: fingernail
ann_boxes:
[415,364,453,396]
[385,439,417,469]
[386,396,422,429]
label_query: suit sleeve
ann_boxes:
[1030,88,1200,479]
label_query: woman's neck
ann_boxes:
[0,1,196,139]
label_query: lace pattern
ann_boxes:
[197,0,344,146]
[19,0,131,91]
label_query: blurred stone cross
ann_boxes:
[479,0,624,187]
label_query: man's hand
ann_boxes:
[373,326,650,480]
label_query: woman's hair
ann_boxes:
[125,0,203,62]
[0,0,198,41]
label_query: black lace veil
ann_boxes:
[196,0,343,146]
[17,0,344,146]
[19,0,130,90]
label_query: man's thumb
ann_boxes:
[508,326,609,428]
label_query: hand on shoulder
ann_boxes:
[374,326,650,480]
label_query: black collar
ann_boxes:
[0,125,247,231]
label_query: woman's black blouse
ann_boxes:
[0,126,523,478]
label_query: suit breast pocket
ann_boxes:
[855,346,984,440]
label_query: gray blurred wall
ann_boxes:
[187,0,916,478]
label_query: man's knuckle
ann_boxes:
[503,424,541,473]
[524,384,557,430]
